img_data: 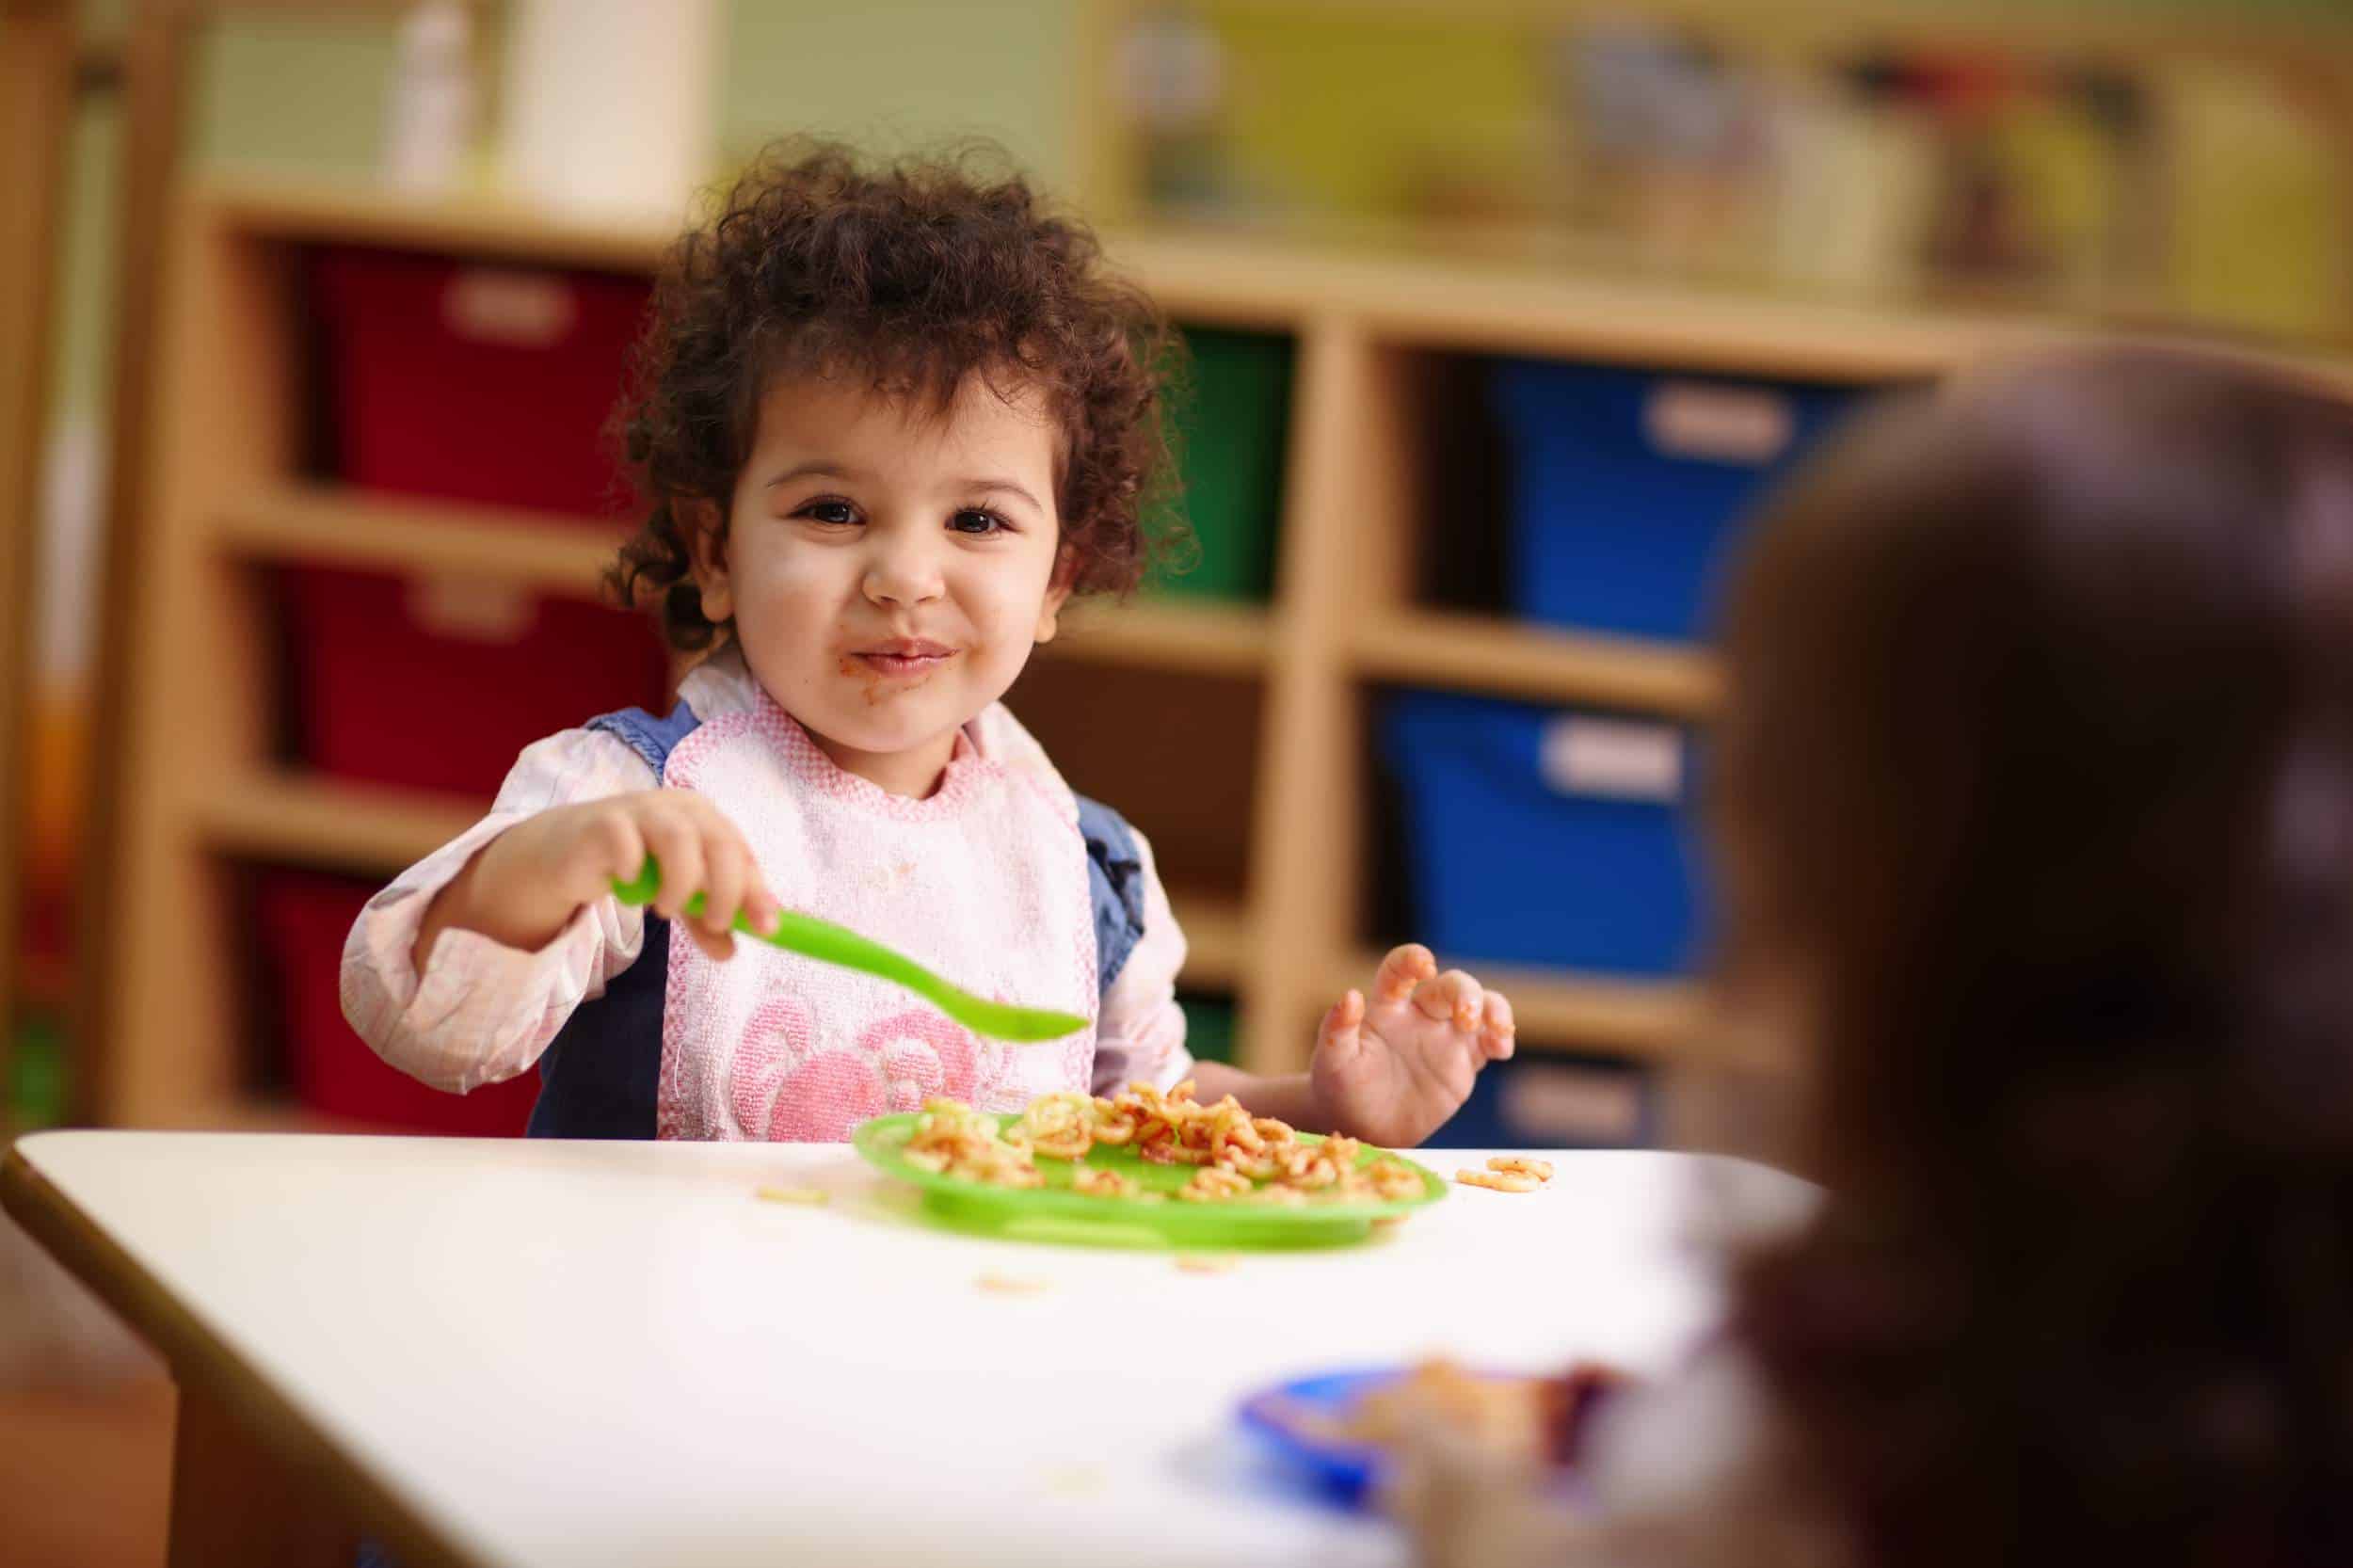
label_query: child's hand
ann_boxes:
[421,790,779,966]
[1307,946,1513,1147]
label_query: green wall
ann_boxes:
[719,2,1080,189]
[191,13,397,181]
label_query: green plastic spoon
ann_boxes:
[611,856,1085,1044]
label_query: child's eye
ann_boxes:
[797,499,860,527]
[951,508,1010,536]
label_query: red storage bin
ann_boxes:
[253,869,537,1135]
[293,247,673,794]
[307,247,653,516]
[280,566,670,797]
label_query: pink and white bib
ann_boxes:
[654,696,1097,1142]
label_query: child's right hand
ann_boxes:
[416,790,779,968]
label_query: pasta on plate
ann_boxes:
[901,1081,1431,1206]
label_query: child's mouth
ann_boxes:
[848,639,957,679]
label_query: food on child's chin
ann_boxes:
[1292,1358,1631,1470]
[753,1185,828,1206]
[901,1082,1430,1205]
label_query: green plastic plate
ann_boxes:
[852,1112,1447,1249]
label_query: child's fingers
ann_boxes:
[693,800,777,936]
[636,812,706,921]
[1412,969,1482,1028]
[1374,945,1436,1005]
[741,875,782,937]
[584,809,648,894]
[698,835,749,939]
[681,920,736,963]
[1481,992,1516,1061]
[1317,987,1367,1070]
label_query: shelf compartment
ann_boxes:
[1009,660,1264,921]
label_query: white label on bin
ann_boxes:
[1542,715,1682,801]
[442,269,577,347]
[1644,381,1794,464]
[408,576,536,644]
[1502,1064,1644,1144]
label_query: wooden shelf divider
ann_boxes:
[1044,596,1273,677]
[1354,610,1722,718]
[198,772,479,872]
[216,485,629,594]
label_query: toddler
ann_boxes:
[343,144,1515,1145]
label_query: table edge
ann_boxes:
[1,1138,480,1568]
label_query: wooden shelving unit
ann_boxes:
[91,177,2353,1130]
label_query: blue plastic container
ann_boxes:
[1490,359,1861,640]
[1382,692,1703,977]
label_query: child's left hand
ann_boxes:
[1309,946,1514,1147]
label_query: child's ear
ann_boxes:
[681,499,733,624]
[1034,580,1074,645]
[1034,549,1077,644]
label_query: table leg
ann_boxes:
[167,1377,356,1568]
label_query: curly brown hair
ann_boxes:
[608,139,1182,649]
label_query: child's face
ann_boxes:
[690,371,1069,796]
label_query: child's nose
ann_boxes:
[861,536,946,607]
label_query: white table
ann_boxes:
[3,1132,1809,1567]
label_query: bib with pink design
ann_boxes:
[654,696,1097,1142]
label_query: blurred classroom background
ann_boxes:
[2,3,2350,1561]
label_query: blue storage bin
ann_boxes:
[1425,1055,1653,1149]
[1490,359,1860,641]
[1381,692,1702,977]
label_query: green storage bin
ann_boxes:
[1149,328,1293,602]
[1180,996,1239,1064]
[6,1015,68,1130]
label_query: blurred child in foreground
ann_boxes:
[1401,348,2353,1568]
